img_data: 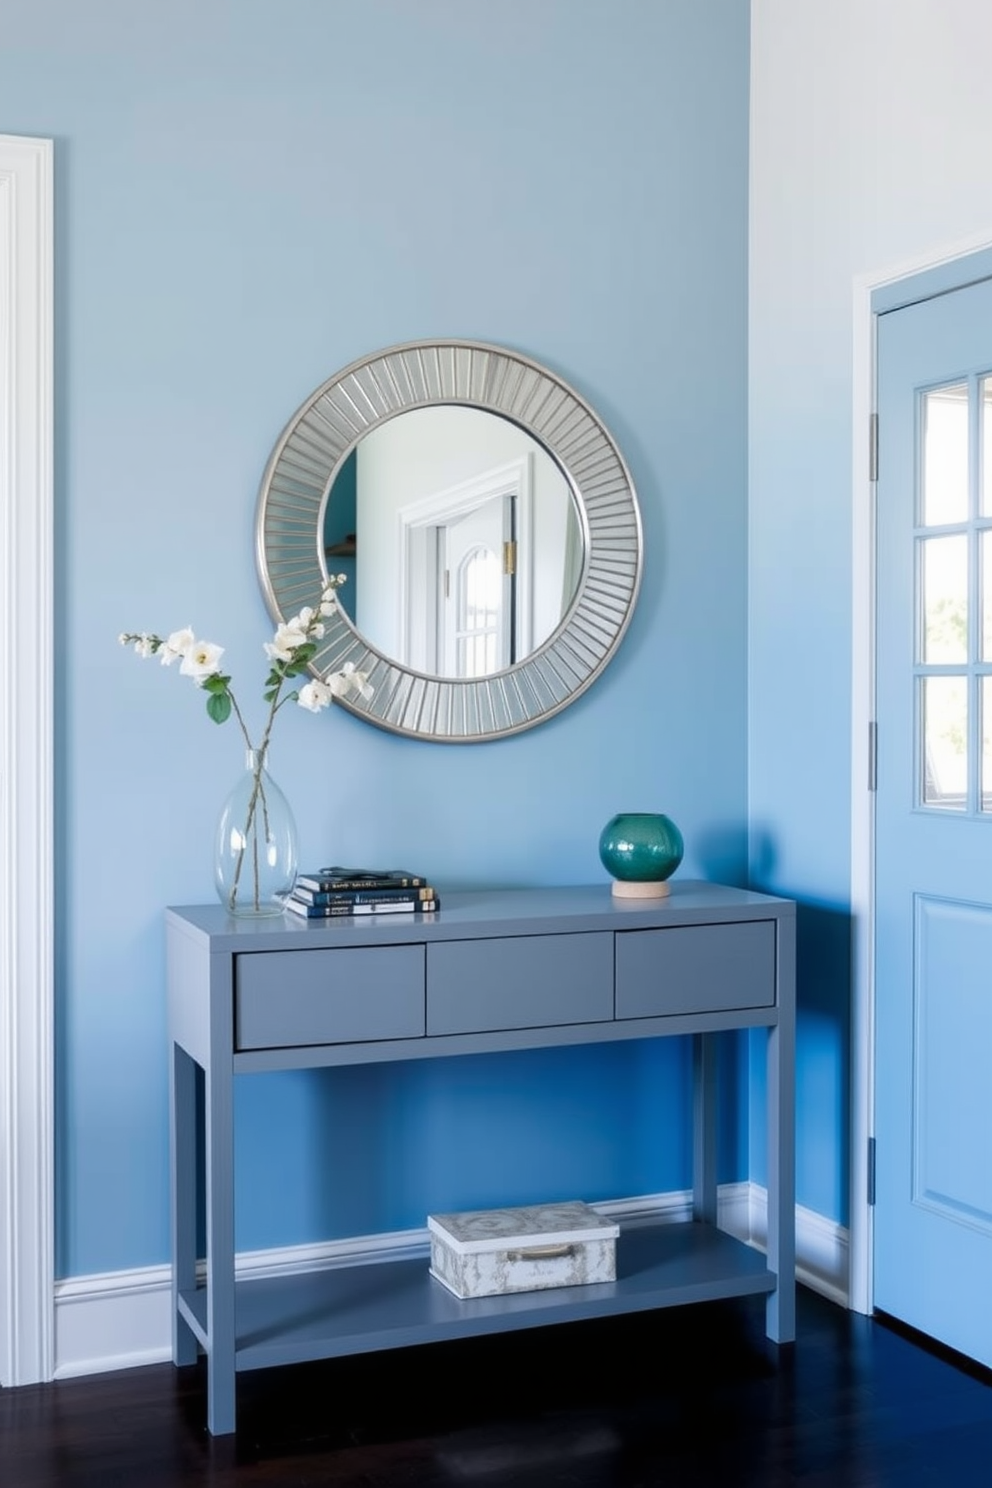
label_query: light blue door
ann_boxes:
[875,276,992,1363]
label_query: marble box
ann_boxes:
[427,1200,619,1300]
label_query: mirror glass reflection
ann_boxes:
[322,406,584,679]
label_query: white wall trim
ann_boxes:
[53,1187,849,1379]
[850,265,876,1319]
[742,1187,850,1310]
[0,133,55,1387]
[850,226,992,1319]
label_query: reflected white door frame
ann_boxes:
[398,454,533,673]
[0,134,54,1385]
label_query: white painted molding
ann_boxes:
[0,134,55,1387]
[54,1265,174,1379]
[850,265,877,1319]
[53,1187,849,1379]
[740,1186,850,1309]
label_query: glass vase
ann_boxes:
[214,749,298,917]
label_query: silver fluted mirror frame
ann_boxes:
[255,339,642,742]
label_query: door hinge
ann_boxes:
[503,539,517,576]
[444,569,450,599]
[869,412,879,483]
[867,1136,876,1206]
[868,720,877,792]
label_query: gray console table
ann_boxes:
[167,882,796,1436]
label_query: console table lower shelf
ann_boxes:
[178,1222,774,1374]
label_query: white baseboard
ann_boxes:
[54,1264,175,1379]
[593,1183,849,1306]
[744,1187,851,1309]
[52,1185,850,1379]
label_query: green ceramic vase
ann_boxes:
[598,812,684,885]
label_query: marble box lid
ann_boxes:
[427,1200,619,1255]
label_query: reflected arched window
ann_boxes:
[456,545,501,678]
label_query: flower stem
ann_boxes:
[225,681,283,912]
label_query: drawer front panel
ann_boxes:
[427,932,613,1035]
[235,946,425,1049]
[616,921,776,1019]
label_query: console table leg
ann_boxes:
[765,912,796,1344]
[692,1033,718,1225]
[204,1059,236,1436]
[170,1044,198,1367]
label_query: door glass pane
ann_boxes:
[922,383,968,525]
[922,675,968,809]
[921,534,968,663]
[983,677,992,812]
[983,529,992,661]
[983,378,992,516]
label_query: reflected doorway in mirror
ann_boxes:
[323,405,582,680]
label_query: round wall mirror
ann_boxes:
[255,340,642,742]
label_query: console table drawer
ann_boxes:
[615,921,776,1019]
[427,932,613,1035]
[235,946,425,1049]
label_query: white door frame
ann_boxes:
[0,133,54,1385]
[850,227,992,1317]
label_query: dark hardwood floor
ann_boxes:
[3,1286,992,1486]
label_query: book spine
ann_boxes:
[305,870,428,889]
[297,880,427,893]
[296,887,435,906]
[286,898,438,918]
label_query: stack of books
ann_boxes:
[284,866,440,918]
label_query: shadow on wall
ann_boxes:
[748,885,853,1226]
[694,822,749,888]
[795,900,853,1222]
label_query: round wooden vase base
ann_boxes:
[611,879,671,899]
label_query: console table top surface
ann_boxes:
[167,880,795,950]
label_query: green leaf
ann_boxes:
[203,674,231,695]
[206,692,232,724]
[284,647,317,677]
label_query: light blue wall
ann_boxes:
[2,0,751,1278]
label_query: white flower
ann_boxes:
[179,638,224,682]
[134,634,156,659]
[264,621,308,663]
[297,678,334,713]
[319,575,347,614]
[328,662,373,701]
[160,626,195,666]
